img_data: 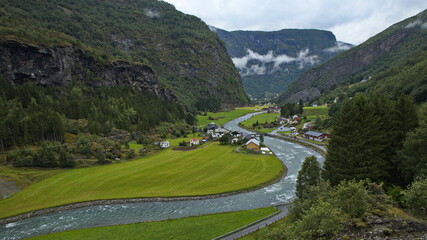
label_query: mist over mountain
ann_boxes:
[211,27,352,100]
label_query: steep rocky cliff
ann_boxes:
[0,40,175,101]
[0,0,248,109]
[280,9,427,104]
[213,27,352,100]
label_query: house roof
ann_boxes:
[305,131,324,137]
[190,138,199,141]
[260,147,270,151]
[245,138,260,146]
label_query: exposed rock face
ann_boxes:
[0,40,176,101]
[335,215,427,240]
[280,27,411,103]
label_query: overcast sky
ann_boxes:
[163,0,427,45]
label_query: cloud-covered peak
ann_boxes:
[232,49,319,76]
[324,42,353,53]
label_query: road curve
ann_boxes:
[213,205,289,240]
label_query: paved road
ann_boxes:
[214,205,289,240]
[269,130,327,154]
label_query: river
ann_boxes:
[0,112,324,240]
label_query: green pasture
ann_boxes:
[29,207,277,240]
[240,113,279,127]
[0,166,63,188]
[196,105,269,127]
[0,143,284,219]
[303,106,329,120]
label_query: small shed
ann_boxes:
[245,138,260,151]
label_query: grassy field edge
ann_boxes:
[27,207,278,240]
[0,152,286,224]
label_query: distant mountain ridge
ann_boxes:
[280,9,427,104]
[212,27,352,100]
[0,0,249,110]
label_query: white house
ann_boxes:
[190,138,200,146]
[159,141,170,148]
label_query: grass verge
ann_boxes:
[28,207,277,240]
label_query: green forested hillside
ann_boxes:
[280,9,427,104]
[0,0,248,108]
[0,77,185,153]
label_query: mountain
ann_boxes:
[212,27,352,100]
[0,0,248,110]
[280,9,427,104]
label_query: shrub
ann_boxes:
[403,177,427,218]
[291,201,346,240]
[331,180,372,218]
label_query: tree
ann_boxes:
[95,148,106,165]
[322,95,389,185]
[259,134,264,143]
[219,133,231,145]
[59,150,76,168]
[398,103,427,185]
[296,156,321,198]
[403,177,427,218]
[298,99,304,114]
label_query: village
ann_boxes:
[154,105,330,154]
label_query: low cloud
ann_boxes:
[405,19,422,28]
[324,42,352,53]
[232,49,319,76]
[421,22,427,30]
[144,9,160,18]
[208,25,218,32]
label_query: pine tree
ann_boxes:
[296,156,321,198]
[323,95,389,185]
[398,103,427,185]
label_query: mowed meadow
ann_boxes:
[0,143,284,219]
[29,208,277,240]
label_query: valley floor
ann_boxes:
[0,142,284,220]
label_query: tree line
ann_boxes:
[323,94,423,187]
[0,78,190,154]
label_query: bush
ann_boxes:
[291,201,346,240]
[403,177,427,218]
[386,185,405,206]
[126,149,136,159]
[331,180,372,218]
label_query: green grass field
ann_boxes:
[0,166,63,188]
[240,113,279,127]
[0,143,284,219]
[303,106,329,120]
[29,207,277,240]
[238,113,279,133]
[196,105,269,127]
[166,133,200,146]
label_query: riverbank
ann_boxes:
[0,146,287,224]
[238,124,327,157]
[2,111,322,240]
